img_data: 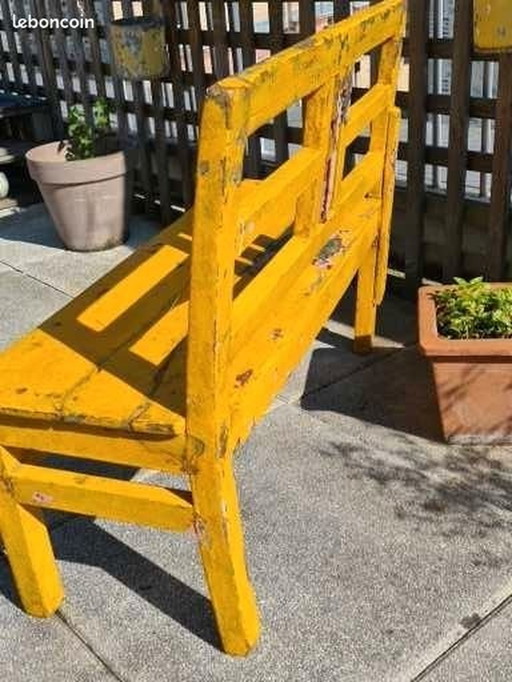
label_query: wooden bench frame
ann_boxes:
[0,0,405,656]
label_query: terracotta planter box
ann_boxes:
[418,285,512,444]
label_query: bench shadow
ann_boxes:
[302,344,444,441]
[0,456,220,650]
[55,520,220,649]
[0,516,220,650]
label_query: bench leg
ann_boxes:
[354,243,378,354]
[191,458,260,656]
[0,447,64,617]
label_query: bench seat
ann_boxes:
[0,180,285,440]
[0,213,192,437]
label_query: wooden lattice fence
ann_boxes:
[1,1,512,289]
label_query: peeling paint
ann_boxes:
[235,369,253,388]
[32,491,53,505]
[313,235,346,269]
[194,516,209,547]
[219,423,229,457]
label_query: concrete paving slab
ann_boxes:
[0,270,70,350]
[7,404,510,681]
[0,204,65,267]
[0,561,117,682]
[0,203,159,295]
[394,578,512,681]
[421,601,512,681]
[301,345,443,441]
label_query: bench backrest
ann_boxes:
[186,0,406,456]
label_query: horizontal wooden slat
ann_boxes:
[216,0,404,135]
[229,199,381,450]
[342,84,390,148]
[10,464,193,531]
[0,416,188,472]
[231,155,382,354]
[236,148,322,253]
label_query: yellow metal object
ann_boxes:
[0,0,405,656]
[110,16,168,80]
[474,0,512,53]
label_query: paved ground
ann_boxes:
[1,204,512,681]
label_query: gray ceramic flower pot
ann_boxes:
[26,141,135,251]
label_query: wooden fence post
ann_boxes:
[404,0,429,293]
[486,53,512,281]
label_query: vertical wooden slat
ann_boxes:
[404,0,429,293]
[84,0,107,100]
[269,0,288,165]
[486,54,512,281]
[186,0,207,118]
[238,0,261,176]
[13,0,38,96]
[66,0,93,125]
[0,41,9,90]
[442,0,472,282]
[369,0,380,86]
[163,0,194,206]
[334,1,351,21]
[102,0,129,143]
[143,0,172,223]
[298,0,316,38]
[334,1,354,172]
[0,0,9,89]
[31,0,63,136]
[121,0,152,212]
[211,0,230,79]
[1,0,24,91]
[49,0,75,112]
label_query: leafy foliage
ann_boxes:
[65,98,112,161]
[434,277,512,340]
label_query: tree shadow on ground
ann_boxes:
[301,342,512,555]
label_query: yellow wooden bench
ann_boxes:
[0,0,405,656]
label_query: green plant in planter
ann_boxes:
[434,277,512,340]
[65,98,112,161]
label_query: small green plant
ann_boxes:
[434,277,512,340]
[65,98,111,161]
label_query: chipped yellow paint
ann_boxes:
[474,0,512,52]
[0,446,64,617]
[10,463,194,532]
[376,107,402,305]
[0,0,404,657]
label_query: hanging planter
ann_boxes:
[110,15,168,80]
[474,0,512,53]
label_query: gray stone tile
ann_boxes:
[25,214,160,294]
[28,405,512,682]
[421,603,512,681]
[25,248,138,297]
[278,288,417,403]
[0,270,70,350]
[0,204,65,267]
[0,559,117,682]
[301,345,443,441]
